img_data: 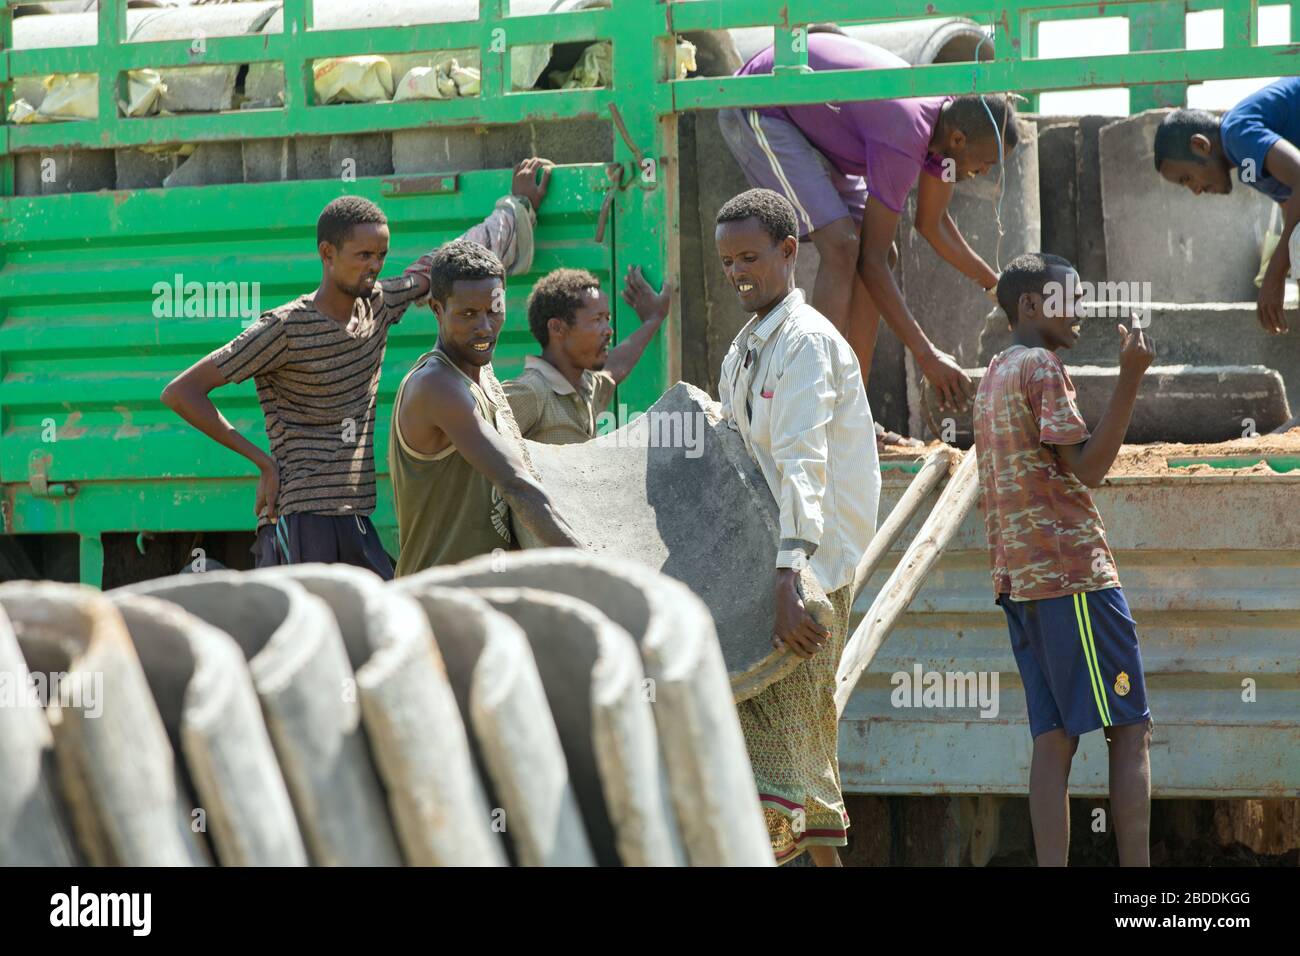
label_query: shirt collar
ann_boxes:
[749,288,805,344]
[525,355,581,396]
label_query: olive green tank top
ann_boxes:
[389,348,513,577]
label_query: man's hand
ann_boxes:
[255,459,280,523]
[919,348,975,413]
[620,265,671,323]
[771,569,830,660]
[1117,322,1155,380]
[511,157,554,210]
[1257,268,1289,335]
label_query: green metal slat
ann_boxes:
[670,44,1299,111]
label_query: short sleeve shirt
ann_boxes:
[502,356,616,444]
[972,345,1120,601]
[1220,76,1300,204]
[212,271,426,526]
[736,32,950,213]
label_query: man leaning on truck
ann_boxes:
[161,158,554,579]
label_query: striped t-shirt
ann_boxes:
[213,267,429,526]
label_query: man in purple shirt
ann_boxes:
[719,27,1022,414]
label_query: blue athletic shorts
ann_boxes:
[998,587,1151,739]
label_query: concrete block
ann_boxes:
[923,362,1291,446]
[407,549,775,867]
[162,142,245,188]
[242,139,297,183]
[156,66,239,114]
[258,564,504,867]
[1075,115,1112,281]
[293,136,335,180]
[14,154,44,197]
[330,134,394,179]
[1100,109,1274,302]
[396,583,595,866]
[1037,123,1079,264]
[392,128,485,175]
[115,148,183,190]
[0,582,209,866]
[39,150,116,194]
[0,600,80,865]
[109,593,308,866]
[510,382,836,699]
[472,587,685,867]
[899,121,1041,370]
[115,572,403,866]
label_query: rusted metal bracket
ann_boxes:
[379,174,459,197]
[28,451,77,499]
[594,162,625,243]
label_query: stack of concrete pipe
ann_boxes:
[0,551,773,866]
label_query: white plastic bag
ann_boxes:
[313,56,394,104]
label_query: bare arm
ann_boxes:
[1256,139,1300,334]
[406,370,582,548]
[162,356,281,519]
[1053,324,1155,487]
[605,266,670,384]
[857,195,974,411]
[914,174,1000,290]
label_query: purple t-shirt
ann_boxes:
[736,33,950,214]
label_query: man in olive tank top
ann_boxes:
[390,239,582,575]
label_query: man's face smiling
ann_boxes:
[715,217,797,316]
[1034,266,1086,350]
[435,277,505,368]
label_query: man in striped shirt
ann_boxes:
[162,158,553,579]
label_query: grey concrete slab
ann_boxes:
[396,583,594,866]
[923,362,1291,446]
[0,600,80,866]
[162,142,245,188]
[505,381,836,699]
[407,549,774,866]
[39,150,116,194]
[471,586,685,867]
[898,121,1041,370]
[115,148,183,190]
[1037,123,1080,265]
[1100,109,1274,303]
[0,583,209,866]
[115,572,403,866]
[330,134,394,179]
[392,128,485,176]
[242,139,297,183]
[257,564,504,866]
[1076,115,1113,282]
[110,593,307,867]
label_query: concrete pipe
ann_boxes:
[254,564,505,867]
[470,587,685,867]
[0,582,209,866]
[0,600,80,866]
[115,571,402,866]
[109,593,308,867]
[406,549,775,867]
[393,583,595,866]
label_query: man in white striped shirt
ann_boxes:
[716,187,881,866]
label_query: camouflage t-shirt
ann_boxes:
[972,345,1121,601]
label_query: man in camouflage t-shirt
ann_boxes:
[973,252,1156,867]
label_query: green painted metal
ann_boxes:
[2,0,1295,584]
[1167,455,1300,472]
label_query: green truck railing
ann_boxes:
[2,0,1295,585]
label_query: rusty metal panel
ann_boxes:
[842,472,1300,798]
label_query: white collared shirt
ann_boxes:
[719,288,881,593]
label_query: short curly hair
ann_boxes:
[317,195,387,249]
[996,252,1074,324]
[428,239,505,307]
[715,188,798,246]
[1153,109,1221,169]
[526,268,603,347]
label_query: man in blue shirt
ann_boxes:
[1154,77,1300,334]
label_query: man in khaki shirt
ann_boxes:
[503,266,670,444]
